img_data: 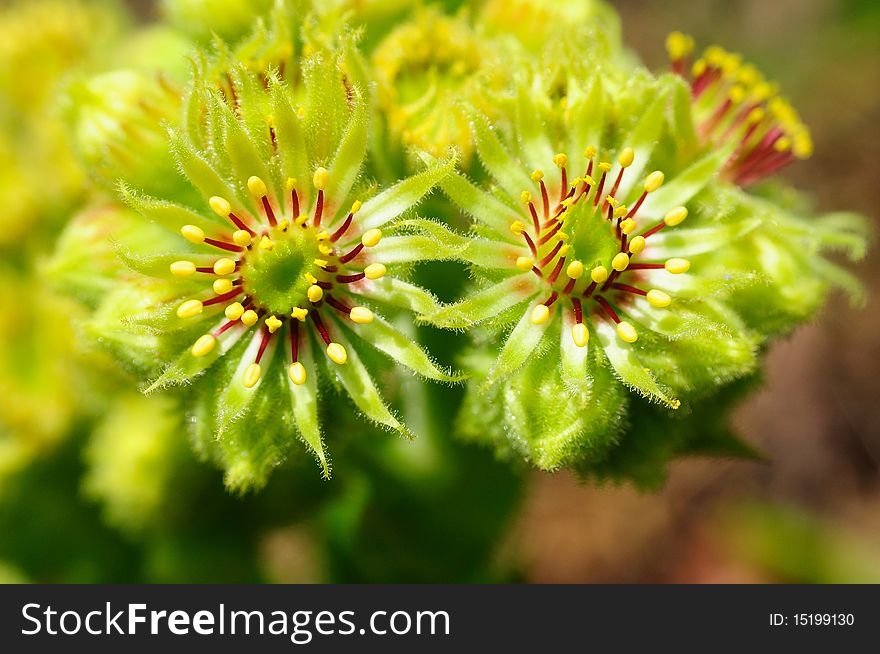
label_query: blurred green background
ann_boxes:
[0,0,877,583]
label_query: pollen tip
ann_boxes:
[598,161,612,172]
[515,256,534,271]
[617,321,638,343]
[350,199,362,214]
[294,214,308,226]
[242,363,262,388]
[313,167,329,190]
[361,228,382,248]
[307,285,324,303]
[620,218,637,235]
[213,258,236,275]
[177,299,203,318]
[530,304,550,325]
[572,323,589,348]
[566,260,584,279]
[285,177,297,191]
[318,244,332,255]
[364,263,386,280]
[265,315,283,333]
[288,361,307,385]
[553,153,568,168]
[611,252,630,272]
[350,306,374,324]
[643,171,665,193]
[290,307,309,321]
[613,205,628,219]
[590,265,609,283]
[259,235,274,250]
[180,225,205,244]
[225,302,245,320]
[530,169,544,181]
[521,190,532,205]
[327,342,347,365]
[209,196,231,217]
[170,260,196,277]
[213,278,234,295]
[247,175,268,197]
[316,230,330,241]
[618,147,635,168]
[232,230,253,247]
[241,309,259,326]
[664,206,689,227]
[628,235,647,255]
[191,334,216,357]
[510,220,526,235]
[665,31,694,60]
[584,146,597,159]
[646,289,672,308]
[665,257,691,274]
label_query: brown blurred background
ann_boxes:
[509,0,880,582]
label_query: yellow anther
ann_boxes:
[241,310,258,326]
[247,175,268,197]
[213,278,234,295]
[288,361,307,385]
[260,235,274,250]
[665,258,691,274]
[584,146,597,159]
[591,265,609,283]
[793,131,813,159]
[561,197,575,208]
[191,334,216,357]
[620,218,637,235]
[566,260,584,279]
[316,230,330,241]
[364,263,386,280]
[747,107,766,124]
[572,323,589,348]
[665,31,694,60]
[516,256,534,271]
[180,225,205,244]
[774,137,791,152]
[242,363,262,388]
[628,236,647,255]
[350,306,374,324]
[313,167,329,190]
[327,342,348,365]
[692,59,707,77]
[232,230,252,247]
[294,214,308,226]
[612,252,630,271]
[598,161,612,173]
[729,85,746,103]
[266,114,276,129]
[559,244,571,256]
[530,304,550,325]
[279,219,290,231]
[304,272,318,284]
[553,153,568,168]
[265,315,283,333]
[618,147,635,168]
[558,231,570,242]
[664,206,689,227]
[582,175,595,187]
[290,307,308,321]
[646,289,672,308]
[521,191,532,205]
[361,228,382,247]
[510,221,526,235]
[213,258,236,275]
[617,321,638,343]
[225,302,245,320]
[531,169,544,181]
[350,200,362,214]
[209,196,231,217]
[177,299,203,318]
[606,195,619,208]
[307,285,324,303]
[313,259,329,269]
[705,45,726,66]
[318,244,333,256]
[170,260,196,277]
[613,205,628,219]
[643,171,665,193]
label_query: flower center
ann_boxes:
[241,226,318,315]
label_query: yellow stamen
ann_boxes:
[233,230,252,247]
[288,361,307,385]
[521,191,532,205]
[598,162,612,173]
[361,228,382,247]
[247,175,268,197]
[530,169,544,181]
[213,278,233,295]
[613,205,628,219]
[285,177,297,191]
[643,171,665,193]
[665,31,694,60]
[294,214,308,226]
[279,219,290,231]
[313,259,329,269]
[327,342,347,365]
[665,258,691,274]
[364,263,386,280]
[350,200,362,214]
[618,147,634,168]
[265,315,282,333]
[516,256,534,271]
[510,221,526,235]
[628,236,646,255]
[318,244,333,256]
[553,153,568,168]
[181,225,205,244]
[350,307,374,324]
[191,334,216,357]
[559,244,571,257]
[170,260,196,277]
[646,290,672,308]
[590,265,609,283]
[241,310,258,326]
[307,285,324,303]
[213,258,236,275]
[313,167,329,190]
[566,260,584,279]
[304,272,318,284]
[664,206,688,227]
[242,363,261,388]
[584,146,597,159]
[530,304,550,325]
[617,321,638,343]
[612,253,630,271]
[209,196,231,217]
[572,323,589,348]
[177,299,203,318]
[290,307,308,321]
[620,218,637,235]
[225,302,245,320]
[316,230,329,241]
[259,235,274,251]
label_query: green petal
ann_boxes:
[617,87,667,198]
[286,333,329,478]
[355,277,444,316]
[436,171,521,237]
[327,89,367,208]
[559,311,591,394]
[514,82,554,176]
[427,275,536,329]
[649,218,760,258]
[640,147,730,218]
[484,304,550,387]
[216,329,279,429]
[119,183,224,234]
[468,107,533,198]
[271,79,310,204]
[169,131,245,213]
[378,219,468,263]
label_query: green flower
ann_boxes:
[74,50,460,488]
